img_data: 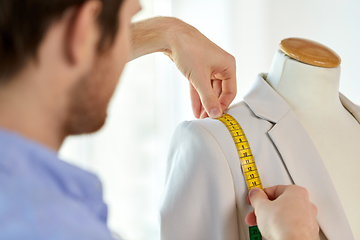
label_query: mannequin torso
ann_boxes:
[266,49,360,239]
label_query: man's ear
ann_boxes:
[65,0,103,66]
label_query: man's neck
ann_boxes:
[0,73,66,151]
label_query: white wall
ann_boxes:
[173,0,360,105]
[237,0,360,104]
[60,1,360,240]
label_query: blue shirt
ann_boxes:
[0,129,115,240]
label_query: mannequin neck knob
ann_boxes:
[279,38,341,68]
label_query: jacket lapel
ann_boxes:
[267,112,353,240]
[244,74,354,240]
[340,93,360,123]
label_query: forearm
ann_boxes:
[130,16,237,119]
[130,17,190,60]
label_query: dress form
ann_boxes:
[266,39,360,239]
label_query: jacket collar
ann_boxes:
[243,73,291,123]
[340,93,360,123]
[244,73,360,125]
[243,74,356,240]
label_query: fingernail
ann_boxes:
[249,188,260,198]
[210,108,221,118]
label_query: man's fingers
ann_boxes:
[190,83,210,119]
[263,185,289,200]
[312,203,318,215]
[189,83,202,119]
[212,79,222,98]
[199,106,209,119]
[190,66,236,119]
[249,188,269,209]
[201,91,222,118]
[213,66,237,112]
[219,78,237,111]
[264,185,309,201]
[245,211,257,226]
[191,73,222,119]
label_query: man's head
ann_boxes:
[0,0,125,82]
[0,0,141,142]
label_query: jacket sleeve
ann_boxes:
[160,121,240,240]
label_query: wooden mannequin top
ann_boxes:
[279,38,341,68]
[266,38,360,240]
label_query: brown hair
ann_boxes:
[0,0,124,82]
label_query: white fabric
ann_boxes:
[160,74,356,240]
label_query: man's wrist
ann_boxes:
[130,16,185,60]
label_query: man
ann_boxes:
[0,0,319,239]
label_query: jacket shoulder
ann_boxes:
[161,120,241,240]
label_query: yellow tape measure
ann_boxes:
[218,113,263,240]
[218,114,263,191]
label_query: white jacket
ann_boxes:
[160,74,359,240]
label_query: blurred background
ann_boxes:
[60,0,360,239]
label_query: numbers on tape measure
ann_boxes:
[218,114,264,239]
[218,114,263,191]
[249,226,262,240]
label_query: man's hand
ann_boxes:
[131,17,236,119]
[163,20,236,119]
[246,185,320,240]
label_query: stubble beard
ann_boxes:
[62,42,123,137]
[63,65,111,136]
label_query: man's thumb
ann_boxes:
[200,93,222,119]
[249,188,268,209]
[191,74,223,118]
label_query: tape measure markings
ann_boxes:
[218,113,263,240]
[218,114,263,191]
